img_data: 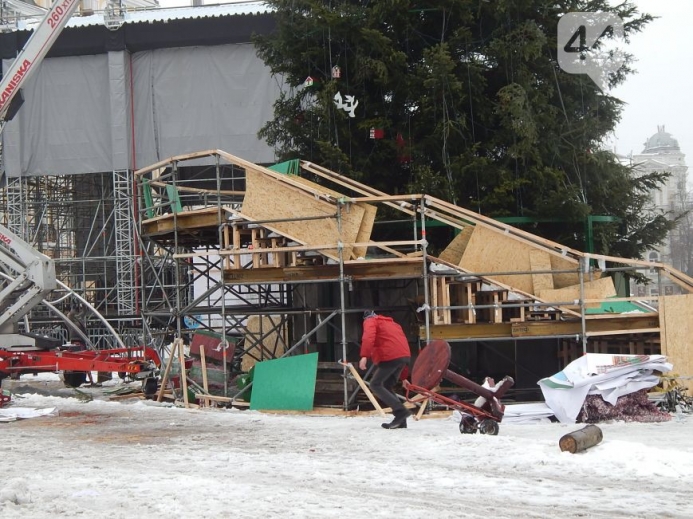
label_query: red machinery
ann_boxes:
[0,0,165,411]
[404,340,514,435]
[0,345,161,406]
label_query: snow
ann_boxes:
[2,378,692,518]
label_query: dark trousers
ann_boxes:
[370,357,410,415]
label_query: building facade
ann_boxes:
[631,126,689,298]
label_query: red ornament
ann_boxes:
[396,132,411,163]
[370,127,385,139]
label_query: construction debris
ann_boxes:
[578,390,671,423]
[539,353,672,423]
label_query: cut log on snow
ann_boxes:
[559,424,603,453]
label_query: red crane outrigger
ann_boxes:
[0,345,161,390]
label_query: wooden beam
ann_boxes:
[223,260,423,284]
[423,315,660,340]
[340,362,386,417]
[511,315,660,337]
[142,208,222,236]
[422,323,514,340]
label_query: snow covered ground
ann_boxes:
[2,376,692,519]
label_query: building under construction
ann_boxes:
[1,5,692,407]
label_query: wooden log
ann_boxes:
[559,425,603,453]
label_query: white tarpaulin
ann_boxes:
[0,406,57,422]
[538,354,672,423]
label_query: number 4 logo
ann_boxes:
[564,25,613,60]
[557,12,625,92]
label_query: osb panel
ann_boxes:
[242,315,287,372]
[537,276,616,308]
[241,169,366,261]
[438,226,474,265]
[353,203,377,259]
[549,255,585,289]
[529,250,554,294]
[459,225,580,294]
[659,294,693,384]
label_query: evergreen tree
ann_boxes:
[254,0,673,259]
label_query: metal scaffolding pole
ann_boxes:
[113,169,137,315]
[4,176,25,238]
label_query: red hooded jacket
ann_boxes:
[360,315,410,365]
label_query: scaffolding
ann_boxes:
[0,171,141,346]
[132,150,693,407]
[2,150,693,404]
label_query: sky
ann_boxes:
[609,0,693,162]
[2,375,693,518]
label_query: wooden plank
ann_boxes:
[422,323,514,340]
[659,294,693,387]
[431,276,440,324]
[529,249,554,294]
[157,338,179,403]
[511,315,659,337]
[441,277,451,324]
[415,398,429,421]
[537,276,616,309]
[177,338,190,408]
[300,161,419,217]
[459,225,580,294]
[425,195,585,261]
[223,260,423,285]
[142,208,221,236]
[339,362,387,417]
[134,149,219,177]
[423,314,659,340]
[195,394,233,403]
[200,344,210,407]
[438,226,474,265]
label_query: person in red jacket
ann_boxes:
[359,310,412,429]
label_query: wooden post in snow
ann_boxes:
[559,424,603,453]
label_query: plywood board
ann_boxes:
[241,169,366,261]
[659,294,693,384]
[353,203,377,259]
[250,353,319,411]
[438,226,474,265]
[459,225,580,294]
[529,249,554,294]
[537,276,617,309]
[242,315,287,372]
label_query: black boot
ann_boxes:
[381,409,410,429]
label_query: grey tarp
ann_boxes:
[2,43,280,177]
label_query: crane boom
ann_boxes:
[0,0,77,347]
[0,0,81,122]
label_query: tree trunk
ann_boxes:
[559,424,603,453]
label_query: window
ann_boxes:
[648,251,659,274]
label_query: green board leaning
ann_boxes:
[250,352,319,411]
